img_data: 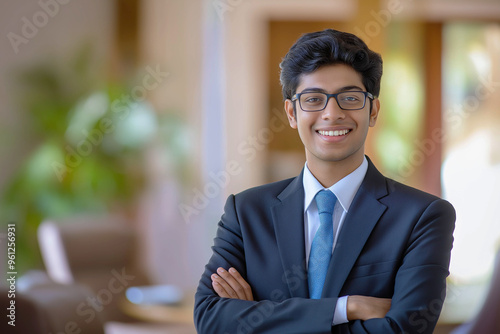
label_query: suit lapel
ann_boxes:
[271,170,309,298]
[322,158,389,298]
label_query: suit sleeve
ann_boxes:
[194,194,338,334]
[333,199,456,334]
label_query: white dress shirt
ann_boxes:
[303,156,369,325]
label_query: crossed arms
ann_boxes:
[211,266,391,321]
[193,192,456,334]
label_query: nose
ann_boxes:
[321,97,345,120]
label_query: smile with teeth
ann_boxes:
[318,129,350,137]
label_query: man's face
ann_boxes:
[284,63,379,172]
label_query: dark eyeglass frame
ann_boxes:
[291,90,374,112]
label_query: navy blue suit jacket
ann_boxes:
[194,158,455,333]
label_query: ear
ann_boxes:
[369,98,380,127]
[284,99,297,129]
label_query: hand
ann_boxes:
[346,295,391,321]
[211,267,254,301]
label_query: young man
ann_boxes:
[194,29,455,334]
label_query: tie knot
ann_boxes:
[315,190,337,215]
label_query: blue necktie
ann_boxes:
[308,189,337,299]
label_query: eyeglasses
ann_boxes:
[291,91,374,112]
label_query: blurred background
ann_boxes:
[0,0,499,333]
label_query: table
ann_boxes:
[120,289,196,328]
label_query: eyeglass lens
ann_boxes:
[299,92,367,111]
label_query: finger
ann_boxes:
[217,267,248,300]
[211,275,230,298]
[228,267,254,301]
[211,273,236,298]
[216,267,246,299]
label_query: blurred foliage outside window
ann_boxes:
[376,22,425,183]
[442,23,500,284]
[0,45,190,274]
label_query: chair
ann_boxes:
[0,281,106,334]
[38,214,150,323]
[37,214,197,334]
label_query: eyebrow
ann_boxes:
[299,85,365,94]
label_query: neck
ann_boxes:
[307,155,364,188]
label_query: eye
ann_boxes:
[339,92,364,105]
[305,97,322,103]
[341,95,361,102]
[302,94,325,105]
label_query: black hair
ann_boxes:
[279,29,383,101]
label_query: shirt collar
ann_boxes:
[303,156,369,213]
